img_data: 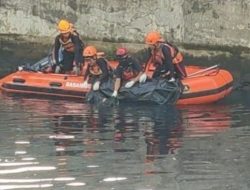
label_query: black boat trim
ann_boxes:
[180,81,233,99]
[2,83,85,98]
[2,81,233,100]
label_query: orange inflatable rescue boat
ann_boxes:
[0,60,233,105]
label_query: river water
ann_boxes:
[0,43,250,190]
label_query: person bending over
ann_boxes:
[82,46,109,91]
[112,48,146,97]
[144,31,186,81]
[53,19,84,74]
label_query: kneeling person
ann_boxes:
[54,19,84,74]
[144,31,187,81]
[112,48,146,97]
[83,46,109,91]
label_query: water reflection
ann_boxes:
[0,95,244,189]
[48,104,182,158]
[139,105,183,162]
[180,104,232,137]
[0,96,235,158]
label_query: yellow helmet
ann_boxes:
[57,19,71,33]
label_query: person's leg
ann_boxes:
[175,62,187,79]
[152,68,161,79]
[62,51,74,72]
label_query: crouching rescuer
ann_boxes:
[144,31,187,81]
[111,48,147,98]
[53,19,84,74]
[82,46,110,91]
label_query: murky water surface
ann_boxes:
[0,43,250,190]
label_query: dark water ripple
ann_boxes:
[0,91,250,189]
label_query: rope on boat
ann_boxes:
[187,64,219,78]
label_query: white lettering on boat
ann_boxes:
[65,82,90,89]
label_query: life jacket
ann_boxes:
[81,52,106,76]
[81,52,113,80]
[86,57,111,77]
[152,43,183,65]
[122,67,138,81]
[59,36,75,53]
[70,26,84,49]
[119,57,139,81]
[89,62,102,76]
[146,43,184,74]
[59,27,84,53]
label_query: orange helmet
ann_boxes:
[145,31,163,45]
[57,19,71,33]
[83,46,97,57]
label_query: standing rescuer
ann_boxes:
[53,19,84,74]
[144,31,187,81]
[111,47,146,98]
[82,46,110,91]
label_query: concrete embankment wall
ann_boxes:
[1,0,250,56]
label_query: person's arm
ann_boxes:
[54,35,61,65]
[111,64,123,97]
[113,64,123,91]
[130,57,143,82]
[97,58,109,82]
[72,35,83,66]
[162,45,175,78]
[143,47,152,71]
[114,78,121,92]
[83,64,90,81]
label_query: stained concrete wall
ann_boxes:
[183,0,250,48]
[0,0,250,49]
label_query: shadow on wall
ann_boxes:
[0,37,51,77]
